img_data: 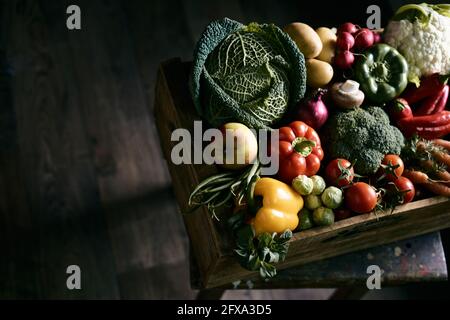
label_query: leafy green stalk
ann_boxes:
[233,225,292,279]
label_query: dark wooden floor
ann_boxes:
[0,0,446,299]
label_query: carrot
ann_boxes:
[431,150,450,168]
[420,159,439,171]
[423,182,450,196]
[418,159,450,182]
[432,139,450,151]
[434,170,450,182]
[403,169,430,184]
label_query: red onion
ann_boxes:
[296,90,329,129]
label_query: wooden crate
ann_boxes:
[154,58,450,289]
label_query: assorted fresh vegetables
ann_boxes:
[188,4,450,280]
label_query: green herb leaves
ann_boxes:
[234,225,292,279]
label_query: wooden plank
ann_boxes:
[0,46,40,298]
[181,0,245,41]
[122,0,195,115]
[155,58,450,289]
[2,0,119,298]
[60,0,194,299]
[231,232,447,289]
[154,60,223,287]
[117,261,196,300]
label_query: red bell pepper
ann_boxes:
[277,121,324,183]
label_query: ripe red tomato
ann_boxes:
[345,182,378,213]
[379,154,404,181]
[325,158,354,187]
[393,176,415,204]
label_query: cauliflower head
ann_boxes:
[384,4,450,85]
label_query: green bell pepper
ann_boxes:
[354,44,408,104]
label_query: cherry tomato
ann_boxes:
[379,154,404,181]
[325,158,355,187]
[345,182,378,213]
[393,176,415,204]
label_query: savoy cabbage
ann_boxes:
[191,18,307,129]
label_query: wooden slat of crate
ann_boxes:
[154,58,450,289]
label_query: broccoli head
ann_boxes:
[322,107,405,175]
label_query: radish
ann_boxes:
[334,50,354,69]
[338,22,358,35]
[354,28,374,49]
[337,32,355,50]
[372,32,382,44]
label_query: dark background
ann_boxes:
[0,0,448,299]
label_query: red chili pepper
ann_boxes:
[414,85,449,116]
[398,111,450,138]
[416,122,450,140]
[402,73,448,104]
[398,111,450,127]
[433,85,449,114]
[390,98,413,122]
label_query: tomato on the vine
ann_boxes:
[344,182,378,214]
[325,158,355,187]
[378,154,404,181]
[392,176,415,204]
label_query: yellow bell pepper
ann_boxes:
[251,178,303,235]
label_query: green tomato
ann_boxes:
[310,175,326,195]
[313,207,335,226]
[298,208,313,230]
[305,194,322,210]
[292,175,314,196]
[321,186,344,209]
